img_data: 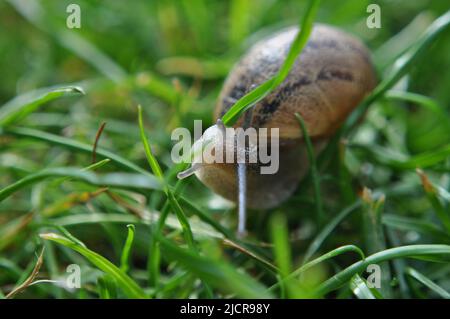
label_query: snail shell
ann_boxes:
[193,24,377,209]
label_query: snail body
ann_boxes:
[186,24,376,210]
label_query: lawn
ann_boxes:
[0,0,449,299]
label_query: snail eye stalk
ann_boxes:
[177,163,202,179]
[236,108,253,237]
[237,162,247,237]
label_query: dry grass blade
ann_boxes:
[222,238,278,273]
[6,248,45,299]
[92,122,107,164]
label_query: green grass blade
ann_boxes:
[43,211,222,239]
[300,245,365,277]
[0,168,96,203]
[296,113,324,224]
[98,274,118,299]
[6,127,154,177]
[385,90,450,122]
[383,214,450,243]
[40,233,147,299]
[270,213,299,297]
[158,236,273,298]
[229,0,251,47]
[137,105,195,249]
[134,71,184,105]
[274,0,320,85]
[349,142,450,169]
[269,245,364,293]
[137,105,164,181]
[177,195,234,239]
[180,0,212,52]
[270,214,292,277]
[303,201,361,264]
[417,169,450,233]
[344,10,450,133]
[0,86,84,128]
[221,0,321,126]
[315,245,450,296]
[361,189,386,255]
[51,158,110,186]
[405,267,450,299]
[120,225,135,273]
[0,214,33,251]
[222,238,277,274]
[6,248,44,299]
[0,167,160,203]
[350,274,377,299]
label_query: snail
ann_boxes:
[178,24,377,235]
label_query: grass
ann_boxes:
[0,0,450,299]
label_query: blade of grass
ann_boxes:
[0,258,21,277]
[50,158,111,192]
[180,0,212,52]
[296,113,324,224]
[137,105,164,180]
[40,233,146,298]
[138,105,195,249]
[405,267,450,299]
[417,169,450,233]
[0,213,33,251]
[222,238,277,274]
[42,212,223,239]
[6,248,44,299]
[361,188,386,254]
[41,188,108,218]
[158,236,273,298]
[315,244,450,296]
[229,0,251,47]
[350,274,377,299]
[0,167,160,203]
[385,228,411,298]
[374,12,433,69]
[338,139,357,204]
[134,71,186,105]
[303,201,361,264]
[385,90,450,123]
[0,86,84,128]
[270,213,302,297]
[221,0,321,126]
[270,214,292,277]
[344,10,450,134]
[348,142,450,169]
[97,274,118,299]
[120,225,135,273]
[6,127,154,177]
[177,195,234,239]
[383,214,450,243]
[269,245,365,292]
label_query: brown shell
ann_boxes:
[196,24,377,209]
[215,24,377,140]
